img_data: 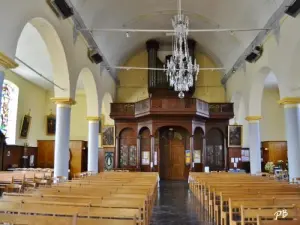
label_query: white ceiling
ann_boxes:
[71,0,284,70]
[12,0,284,90]
[13,23,54,90]
[12,23,84,90]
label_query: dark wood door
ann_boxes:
[206,129,224,171]
[169,139,185,180]
[160,137,185,180]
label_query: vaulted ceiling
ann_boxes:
[71,0,284,70]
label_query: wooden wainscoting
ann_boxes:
[3,145,37,170]
[262,141,287,165]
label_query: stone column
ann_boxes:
[87,117,100,173]
[279,98,300,182]
[52,98,75,178]
[246,116,262,175]
[115,136,119,168]
[150,135,155,171]
[190,136,194,171]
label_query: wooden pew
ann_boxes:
[189,172,300,225]
[0,214,136,225]
[257,215,300,225]
[0,172,159,225]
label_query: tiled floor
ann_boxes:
[150,181,213,225]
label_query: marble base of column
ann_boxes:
[88,120,99,173]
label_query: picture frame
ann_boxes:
[102,125,115,147]
[20,114,32,139]
[46,114,56,135]
[228,125,243,147]
[98,115,104,134]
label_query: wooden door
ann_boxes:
[206,129,224,171]
[169,139,185,180]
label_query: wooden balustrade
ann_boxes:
[111,98,233,119]
[209,103,234,119]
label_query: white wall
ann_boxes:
[260,88,285,141]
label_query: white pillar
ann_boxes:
[53,99,74,178]
[246,116,262,175]
[87,117,99,173]
[280,98,300,182]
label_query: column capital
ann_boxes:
[51,97,76,105]
[245,116,262,122]
[0,52,18,69]
[278,97,300,106]
[86,116,101,122]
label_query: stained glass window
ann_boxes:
[0,80,19,145]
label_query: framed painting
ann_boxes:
[46,114,56,135]
[20,114,32,139]
[228,125,243,147]
[102,125,115,147]
[98,115,104,134]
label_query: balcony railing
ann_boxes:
[111,98,233,119]
[209,103,234,118]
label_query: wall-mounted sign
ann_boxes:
[141,151,150,165]
[185,150,191,165]
[193,150,201,163]
[154,151,158,166]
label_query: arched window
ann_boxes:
[0,80,19,145]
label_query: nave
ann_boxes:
[150,181,211,225]
[0,171,299,225]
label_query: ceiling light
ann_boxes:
[165,0,200,99]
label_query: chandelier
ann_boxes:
[165,0,200,99]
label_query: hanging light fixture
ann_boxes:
[165,0,200,99]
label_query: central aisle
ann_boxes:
[150,181,212,225]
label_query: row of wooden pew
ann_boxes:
[189,172,300,225]
[0,171,159,225]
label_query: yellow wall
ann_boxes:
[117,51,148,102]
[4,70,49,147]
[260,88,285,141]
[116,50,225,103]
[194,54,225,102]
[4,70,90,147]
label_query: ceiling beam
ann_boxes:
[221,0,295,85]
[68,1,118,83]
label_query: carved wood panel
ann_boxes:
[119,128,137,168]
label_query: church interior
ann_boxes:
[0,0,300,224]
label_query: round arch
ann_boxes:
[101,92,114,125]
[248,67,285,116]
[138,126,151,135]
[77,67,100,117]
[15,17,70,97]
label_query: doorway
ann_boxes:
[206,128,224,171]
[159,127,187,180]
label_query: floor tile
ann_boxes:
[150,181,213,225]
